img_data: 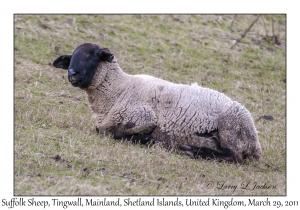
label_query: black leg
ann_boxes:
[179,145,242,163]
[111,123,156,145]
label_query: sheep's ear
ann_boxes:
[99,48,114,63]
[53,55,72,70]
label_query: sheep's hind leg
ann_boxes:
[194,130,243,164]
[179,145,241,163]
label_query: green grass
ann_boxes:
[14,14,286,195]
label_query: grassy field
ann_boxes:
[14,14,286,196]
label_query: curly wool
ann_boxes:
[84,57,262,163]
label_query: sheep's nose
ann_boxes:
[68,68,77,76]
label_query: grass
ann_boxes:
[14,14,286,195]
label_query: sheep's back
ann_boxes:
[132,75,234,136]
[158,84,233,135]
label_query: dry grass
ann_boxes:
[14,14,286,195]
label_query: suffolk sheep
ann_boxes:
[53,43,262,164]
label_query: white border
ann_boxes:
[3,0,298,209]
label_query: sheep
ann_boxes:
[53,43,262,164]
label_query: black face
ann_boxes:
[68,43,101,88]
[53,43,114,88]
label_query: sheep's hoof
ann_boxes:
[179,145,192,151]
[178,145,196,159]
[95,126,99,134]
[179,150,195,159]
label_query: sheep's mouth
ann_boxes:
[70,80,81,87]
[68,76,82,87]
[69,76,91,88]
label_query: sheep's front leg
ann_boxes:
[111,123,156,144]
[96,105,158,144]
[95,118,115,135]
